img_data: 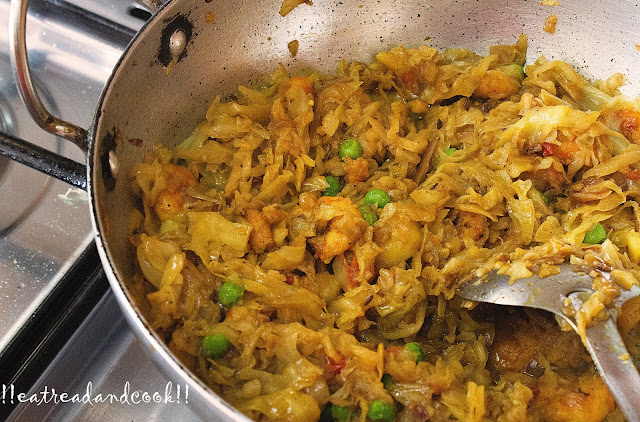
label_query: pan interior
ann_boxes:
[94,0,640,286]
[89,0,640,418]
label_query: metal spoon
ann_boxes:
[458,264,640,422]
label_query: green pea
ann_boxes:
[359,205,378,226]
[367,399,396,422]
[404,342,425,363]
[324,176,342,197]
[444,147,457,156]
[202,333,230,358]
[539,190,549,206]
[218,281,244,307]
[331,405,351,422]
[381,374,393,390]
[583,224,607,245]
[339,138,363,159]
[364,189,391,209]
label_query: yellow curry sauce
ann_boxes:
[128,36,640,421]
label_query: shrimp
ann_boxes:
[154,164,198,221]
[344,157,370,184]
[311,196,368,263]
[457,211,488,244]
[245,209,276,253]
[617,109,640,143]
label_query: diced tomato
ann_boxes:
[289,76,314,94]
[341,254,360,289]
[401,70,416,84]
[541,141,579,161]
[555,140,580,160]
[387,345,403,357]
[285,275,294,285]
[628,170,640,181]
[541,142,556,157]
[325,352,346,375]
[400,69,419,92]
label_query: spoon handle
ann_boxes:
[569,291,640,422]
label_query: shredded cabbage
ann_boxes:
[128,35,640,421]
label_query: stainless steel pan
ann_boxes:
[6,0,640,419]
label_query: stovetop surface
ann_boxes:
[0,0,148,350]
[0,0,201,419]
[9,293,200,421]
[0,0,96,352]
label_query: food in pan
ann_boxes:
[129,35,640,421]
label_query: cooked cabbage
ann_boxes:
[128,36,640,421]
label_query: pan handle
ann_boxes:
[135,0,167,13]
[0,131,87,190]
[9,0,89,153]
